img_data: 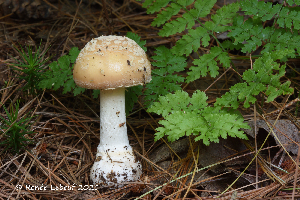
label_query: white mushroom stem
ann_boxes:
[90,88,142,186]
[99,88,128,149]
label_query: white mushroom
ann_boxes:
[73,35,151,186]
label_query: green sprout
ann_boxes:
[9,42,51,95]
[0,101,34,154]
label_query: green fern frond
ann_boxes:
[171,26,209,56]
[148,90,249,145]
[277,7,300,30]
[206,2,240,32]
[227,16,266,53]
[176,0,194,7]
[192,0,216,18]
[136,0,296,146]
[143,0,170,14]
[159,12,196,36]
[186,46,231,82]
[152,2,182,27]
[262,29,300,59]
[170,2,239,56]
[286,0,300,6]
[240,1,282,21]
[39,47,81,95]
[215,52,294,109]
[228,15,300,56]
[158,0,216,36]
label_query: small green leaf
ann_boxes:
[125,85,143,116]
[92,90,100,99]
[171,26,209,56]
[58,55,70,70]
[152,3,182,27]
[69,47,80,63]
[187,46,231,82]
[73,87,85,96]
[63,79,75,94]
[145,0,170,14]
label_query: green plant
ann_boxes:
[215,51,294,109]
[38,47,84,95]
[0,101,34,154]
[148,90,249,145]
[9,42,51,95]
[139,0,296,144]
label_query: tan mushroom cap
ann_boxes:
[73,35,151,90]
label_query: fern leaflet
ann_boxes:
[187,46,231,82]
[158,0,216,37]
[152,3,182,27]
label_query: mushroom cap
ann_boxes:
[73,35,151,90]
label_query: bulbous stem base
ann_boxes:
[90,145,142,186]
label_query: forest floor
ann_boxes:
[0,0,300,199]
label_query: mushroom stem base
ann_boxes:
[90,146,142,186]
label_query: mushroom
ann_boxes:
[73,36,151,186]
